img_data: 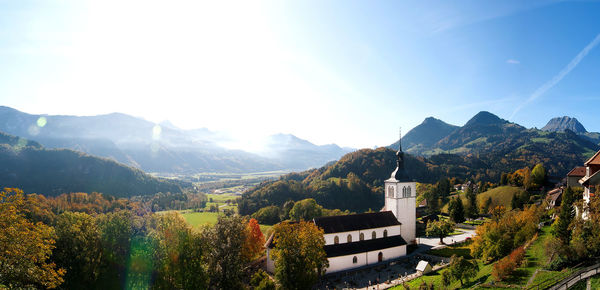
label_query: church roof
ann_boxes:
[313,211,400,234]
[323,235,407,257]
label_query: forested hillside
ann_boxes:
[0,132,186,197]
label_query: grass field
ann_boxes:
[442,186,524,213]
[179,210,273,236]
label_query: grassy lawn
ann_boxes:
[391,260,495,289]
[427,242,473,259]
[180,210,273,236]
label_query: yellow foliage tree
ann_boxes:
[0,188,65,288]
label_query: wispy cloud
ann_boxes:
[506,59,520,64]
[511,33,600,119]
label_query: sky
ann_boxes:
[0,0,599,149]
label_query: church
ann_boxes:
[265,140,416,274]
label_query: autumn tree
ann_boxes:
[465,187,478,219]
[271,221,328,290]
[204,215,248,289]
[552,187,576,244]
[242,218,265,262]
[0,188,65,288]
[425,219,455,245]
[149,212,208,289]
[531,164,546,188]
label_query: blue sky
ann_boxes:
[0,0,599,149]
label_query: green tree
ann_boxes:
[252,205,281,225]
[280,200,295,221]
[448,197,465,223]
[465,187,478,219]
[447,255,479,286]
[53,211,102,289]
[531,163,546,188]
[0,188,65,289]
[96,210,138,288]
[271,221,328,290]
[289,198,323,221]
[552,187,576,244]
[204,215,247,289]
[425,219,455,244]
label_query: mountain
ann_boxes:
[389,117,459,155]
[0,106,350,173]
[254,133,354,170]
[542,116,587,133]
[0,131,186,197]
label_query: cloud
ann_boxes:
[506,59,520,64]
[511,33,600,119]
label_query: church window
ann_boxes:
[383,229,388,238]
[347,234,352,243]
[407,186,411,197]
[360,233,364,241]
[334,236,339,244]
[378,252,383,262]
[353,256,358,264]
[402,186,407,197]
[388,186,394,197]
[372,231,376,239]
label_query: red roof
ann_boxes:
[567,166,586,177]
[585,150,600,166]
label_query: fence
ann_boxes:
[542,263,600,290]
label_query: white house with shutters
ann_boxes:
[265,135,416,274]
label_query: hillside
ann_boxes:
[0,106,349,173]
[0,131,186,197]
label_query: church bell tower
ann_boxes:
[384,130,416,244]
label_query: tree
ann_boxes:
[465,187,478,219]
[447,255,478,286]
[426,219,455,244]
[531,163,546,188]
[500,173,509,185]
[448,197,465,223]
[204,215,247,289]
[53,211,103,289]
[289,198,323,221]
[280,200,295,221]
[252,205,281,225]
[242,218,265,262]
[480,197,492,215]
[271,221,328,290]
[552,187,576,244]
[0,188,65,288]
[149,212,208,289]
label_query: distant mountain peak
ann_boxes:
[465,111,507,127]
[542,116,587,133]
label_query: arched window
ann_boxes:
[383,229,388,238]
[402,186,407,197]
[388,186,394,197]
[378,252,383,262]
[372,231,376,239]
[334,236,339,244]
[407,186,411,197]
[360,233,364,241]
[353,256,358,264]
[347,234,352,243]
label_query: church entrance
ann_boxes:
[378,252,383,262]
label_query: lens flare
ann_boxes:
[36,116,47,127]
[27,125,40,136]
[152,125,161,140]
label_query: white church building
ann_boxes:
[266,139,416,274]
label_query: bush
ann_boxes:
[492,246,525,281]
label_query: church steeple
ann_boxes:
[391,128,410,181]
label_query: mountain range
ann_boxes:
[392,111,600,159]
[0,106,351,173]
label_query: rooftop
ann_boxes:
[313,211,400,234]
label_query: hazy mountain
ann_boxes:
[0,106,349,173]
[389,117,459,155]
[542,116,587,133]
[0,131,185,197]
[254,133,353,170]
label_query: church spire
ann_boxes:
[391,127,410,181]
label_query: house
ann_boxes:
[573,149,600,219]
[265,133,416,274]
[567,167,585,188]
[545,187,563,210]
[416,260,432,274]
